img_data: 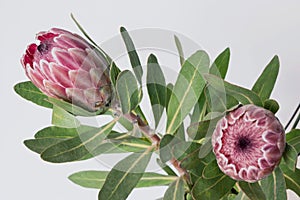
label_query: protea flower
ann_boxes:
[212,104,285,182]
[21,28,112,112]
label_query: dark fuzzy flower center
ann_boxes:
[37,43,49,54]
[237,137,251,151]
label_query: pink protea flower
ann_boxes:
[21,28,112,112]
[212,104,285,182]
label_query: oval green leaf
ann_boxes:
[252,56,279,101]
[286,129,300,154]
[69,170,176,189]
[98,149,152,200]
[263,99,280,114]
[282,143,297,171]
[146,54,167,128]
[204,74,263,106]
[209,47,230,79]
[116,70,140,114]
[191,174,236,200]
[280,165,300,197]
[14,81,53,108]
[238,181,266,200]
[41,120,116,163]
[166,50,209,134]
[120,27,143,85]
[163,177,185,200]
[260,167,287,200]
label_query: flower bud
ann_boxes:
[212,104,285,182]
[21,28,112,112]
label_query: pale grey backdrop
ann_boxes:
[0,0,299,199]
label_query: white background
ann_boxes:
[1,0,299,199]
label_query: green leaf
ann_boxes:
[286,129,300,154]
[47,97,103,116]
[282,143,297,171]
[98,148,152,200]
[204,74,263,106]
[280,165,300,197]
[52,105,80,128]
[209,48,230,79]
[34,126,91,139]
[238,181,266,200]
[191,174,236,200]
[187,117,222,140]
[146,54,167,128]
[120,27,143,85]
[110,62,121,87]
[198,139,213,159]
[69,171,176,189]
[110,135,152,152]
[24,126,94,154]
[191,91,207,123]
[24,138,65,154]
[174,35,185,66]
[252,56,279,101]
[41,120,116,163]
[163,178,185,200]
[202,160,223,179]
[174,122,186,141]
[167,50,209,134]
[116,70,140,114]
[159,135,182,163]
[156,158,177,176]
[205,86,239,113]
[261,167,287,200]
[14,81,53,108]
[166,83,174,110]
[176,141,208,171]
[263,99,280,114]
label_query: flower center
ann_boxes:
[237,137,251,151]
[37,43,49,54]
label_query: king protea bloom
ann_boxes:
[212,104,285,182]
[21,28,112,112]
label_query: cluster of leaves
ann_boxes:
[14,20,300,200]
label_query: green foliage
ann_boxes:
[282,143,298,171]
[120,27,143,85]
[14,81,53,108]
[252,56,279,101]
[69,170,176,189]
[116,70,140,114]
[52,105,80,128]
[163,177,185,200]
[261,167,287,200]
[41,120,116,163]
[16,25,299,200]
[146,54,167,128]
[98,149,153,200]
[209,48,230,79]
[166,50,209,134]
[238,181,266,200]
[174,35,185,66]
[204,74,263,106]
[191,174,236,200]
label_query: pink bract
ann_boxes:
[21,28,112,112]
[212,104,285,182]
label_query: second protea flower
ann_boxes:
[212,104,285,182]
[21,28,112,112]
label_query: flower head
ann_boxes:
[212,104,285,182]
[21,28,112,112]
